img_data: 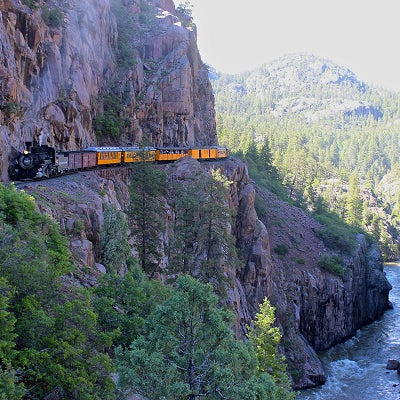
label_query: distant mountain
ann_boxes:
[212,54,388,123]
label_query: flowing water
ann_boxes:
[297,264,400,400]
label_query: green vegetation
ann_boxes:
[117,276,292,400]
[317,254,344,276]
[128,152,167,276]
[22,0,38,9]
[0,102,20,115]
[93,260,169,349]
[0,184,115,399]
[101,204,130,273]
[176,1,195,28]
[42,6,63,28]
[93,95,130,139]
[274,244,289,256]
[248,298,296,400]
[213,56,400,258]
[167,168,242,295]
[314,203,358,254]
[110,0,138,68]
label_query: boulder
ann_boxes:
[386,359,399,370]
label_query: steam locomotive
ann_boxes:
[8,144,229,180]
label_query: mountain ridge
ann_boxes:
[212,53,389,123]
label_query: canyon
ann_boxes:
[1,0,391,389]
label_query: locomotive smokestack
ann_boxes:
[39,131,46,146]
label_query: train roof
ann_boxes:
[84,146,156,152]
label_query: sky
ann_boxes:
[173,0,400,92]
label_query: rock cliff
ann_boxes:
[18,157,391,389]
[0,0,216,180]
[2,0,391,391]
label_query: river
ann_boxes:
[297,263,400,400]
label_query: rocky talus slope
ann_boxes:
[19,157,391,389]
[0,0,216,180]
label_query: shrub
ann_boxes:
[274,244,289,256]
[42,7,63,28]
[317,254,344,276]
[314,211,357,254]
[1,102,21,115]
[23,0,38,9]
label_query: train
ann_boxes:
[8,144,229,180]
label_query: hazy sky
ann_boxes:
[174,0,400,91]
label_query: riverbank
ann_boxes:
[297,264,400,400]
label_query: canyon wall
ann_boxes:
[2,0,391,390]
[0,0,216,180]
[19,158,391,389]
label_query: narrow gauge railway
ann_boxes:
[8,145,229,181]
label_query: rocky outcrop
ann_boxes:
[0,0,216,180]
[19,157,391,389]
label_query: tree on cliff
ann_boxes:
[128,151,167,277]
[247,298,295,400]
[101,204,131,273]
[345,172,363,228]
[116,275,277,400]
[196,169,241,292]
[168,173,202,275]
[0,278,25,399]
[168,169,241,295]
[0,184,115,399]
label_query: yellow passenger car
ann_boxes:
[122,147,156,163]
[189,146,229,160]
[86,147,122,165]
[156,148,189,162]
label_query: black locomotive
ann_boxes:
[8,145,67,180]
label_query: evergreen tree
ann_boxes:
[345,173,363,228]
[116,276,277,400]
[0,184,115,399]
[93,259,170,348]
[0,278,24,399]
[247,298,295,400]
[196,169,241,292]
[128,151,167,276]
[101,204,130,273]
[168,174,202,275]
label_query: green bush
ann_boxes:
[0,184,115,399]
[314,210,357,254]
[23,0,38,9]
[42,7,63,28]
[274,244,289,256]
[1,102,21,115]
[93,95,130,139]
[317,254,344,276]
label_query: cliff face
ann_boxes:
[3,0,391,391]
[0,0,216,180]
[19,158,391,389]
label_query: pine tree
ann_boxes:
[168,174,202,275]
[116,276,277,400]
[345,173,363,228]
[0,278,25,400]
[196,169,241,293]
[128,151,167,276]
[247,297,295,400]
[101,204,130,273]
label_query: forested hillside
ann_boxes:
[212,54,400,259]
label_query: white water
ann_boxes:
[297,264,400,400]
